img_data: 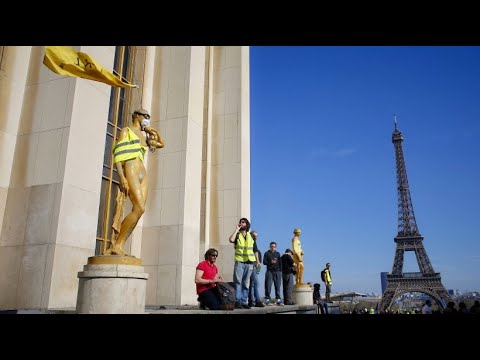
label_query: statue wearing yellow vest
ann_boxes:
[292,228,306,286]
[105,109,164,256]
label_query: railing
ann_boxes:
[388,272,439,279]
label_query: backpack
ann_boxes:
[321,270,326,282]
[216,282,236,310]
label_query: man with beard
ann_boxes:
[229,218,258,309]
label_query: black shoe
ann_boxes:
[255,301,265,307]
[199,302,206,310]
[242,304,251,309]
[248,301,254,307]
[285,301,295,305]
[234,302,244,309]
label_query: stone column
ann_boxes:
[292,285,313,306]
[76,256,148,314]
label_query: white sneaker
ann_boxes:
[265,299,275,306]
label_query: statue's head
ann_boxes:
[133,108,151,119]
[293,228,301,235]
[132,109,151,128]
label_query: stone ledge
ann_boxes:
[146,304,317,314]
[78,271,149,279]
[0,308,76,314]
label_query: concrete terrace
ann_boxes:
[2,304,339,314]
[147,304,319,314]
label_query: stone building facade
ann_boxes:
[0,46,250,310]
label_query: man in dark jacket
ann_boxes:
[263,242,282,305]
[281,249,296,305]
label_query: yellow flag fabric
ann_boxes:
[43,46,138,88]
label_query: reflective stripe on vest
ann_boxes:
[234,232,256,262]
[113,128,147,163]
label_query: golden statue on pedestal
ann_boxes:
[105,109,164,256]
[292,228,306,286]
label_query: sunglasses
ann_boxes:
[134,112,150,119]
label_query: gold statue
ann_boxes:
[105,109,164,256]
[291,228,305,286]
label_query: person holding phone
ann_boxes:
[229,217,258,309]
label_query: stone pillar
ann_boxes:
[76,256,148,314]
[292,286,313,306]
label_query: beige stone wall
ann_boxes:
[142,46,207,306]
[206,46,250,283]
[141,46,250,306]
[0,46,250,310]
[0,46,33,308]
[0,46,115,309]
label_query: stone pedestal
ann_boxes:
[76,256,149,314]
[292,285,313,306]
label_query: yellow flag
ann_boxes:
[43,46,138,88]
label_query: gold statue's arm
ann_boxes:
[144,126,165,152]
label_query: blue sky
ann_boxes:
[249,46,480,295]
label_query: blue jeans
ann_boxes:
[233,261,254,305]
[265,270,282,300]
[249,268,261,302]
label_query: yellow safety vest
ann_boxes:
[113,128,147,163]
[325,269,332,284]
[234,232,256,262]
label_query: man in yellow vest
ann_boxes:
[323,262,333,303]
[106,109,164,256]
[229,217,259,309]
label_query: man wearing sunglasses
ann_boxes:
[229,217,258,309]
[195,248,229,310]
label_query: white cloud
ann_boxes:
[311,147,357,159]
[333,148,356,158]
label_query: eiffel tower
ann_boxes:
[379,116,451,312]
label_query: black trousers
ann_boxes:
[198,287,222,310]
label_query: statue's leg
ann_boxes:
[297,263,304,284]
[112,160,146,251]
[141,170,148,208]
